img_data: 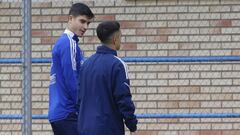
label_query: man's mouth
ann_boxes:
[80,30,85,34]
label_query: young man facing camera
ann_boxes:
[48,3,94,135]
[77,21,138,135]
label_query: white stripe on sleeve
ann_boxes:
[114,56,129,79]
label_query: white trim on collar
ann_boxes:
[64,29,75,38]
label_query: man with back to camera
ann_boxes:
[48,3,94,135]
[77,21,138,135]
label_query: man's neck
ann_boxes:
[104,43,116,51]
[67,26,75,35]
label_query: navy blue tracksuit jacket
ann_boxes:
[77,45,137,135]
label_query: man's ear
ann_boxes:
[112,33,117,45]
[68,15,73,22]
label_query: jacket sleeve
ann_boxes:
[60,40,79,106]
[113,61,138,132]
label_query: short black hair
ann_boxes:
[97,21,120,43]
[69,3,94,19]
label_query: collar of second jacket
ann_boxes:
[96,45,117,56]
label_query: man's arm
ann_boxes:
[60,40,78,104]
[113,61,138,132]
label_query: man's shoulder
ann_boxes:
[113,56,126,65]
[97,54,125,67]
[53,33,71,50]
[56,33,70,45]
